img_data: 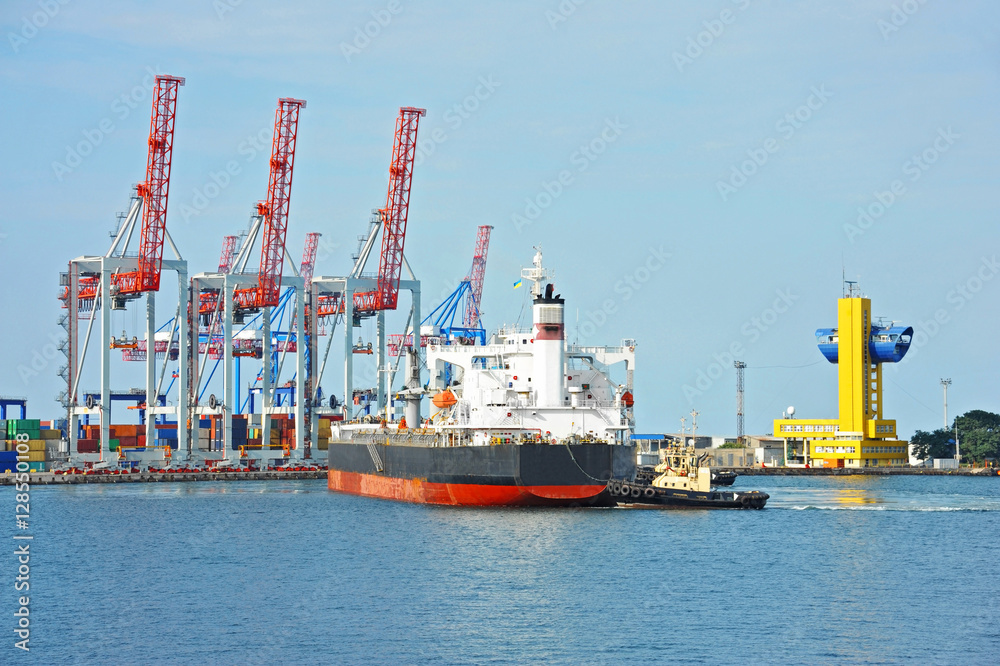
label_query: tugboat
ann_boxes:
[608,438,768,509]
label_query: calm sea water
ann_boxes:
[3,475,999,664]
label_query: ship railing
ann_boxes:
[572,398,618,409]
[567,345,630,354]
[500,397,616,409]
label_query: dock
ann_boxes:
[725,467,999,477]
[1,468,327,485]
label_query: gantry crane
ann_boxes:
[190,97,308,463]
[310,107,425,422]
[60,75,189,466]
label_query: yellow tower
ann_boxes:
[773,292,913,468]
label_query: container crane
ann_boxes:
[189,97,309,465]
[61,74,190,467]
[307,106,426,423]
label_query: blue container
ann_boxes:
[0,450,18,462]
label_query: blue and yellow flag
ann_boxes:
[513,279,523,289]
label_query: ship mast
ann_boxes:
[521,246,553,299]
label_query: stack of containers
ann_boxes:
[269,415,296,450]
[231,415,248,450]
[116,424,138,451]
[5,419,46,472]
[78,423,100,453]
[154,421,178,449]
[0,419,13,471]
[246,424,261,448]
[0,448,16,473]
[196,417,212,450]
[39,420,64,465]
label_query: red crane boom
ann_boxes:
[234,97,306,310]
[463,225,493,329]
[198,235,240,317]
[300,232,320,291]
[111,75,185,295]
[354,106,425,312]
[217,235,238,272]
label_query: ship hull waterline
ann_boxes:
[327,441,636,507]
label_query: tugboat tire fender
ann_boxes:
[643,487,655,498]
[620,484,631,496]
[740,495,752,508]
[630,487,642,498]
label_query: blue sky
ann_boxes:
[1,0,997,437]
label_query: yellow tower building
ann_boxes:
[773,291,913,468]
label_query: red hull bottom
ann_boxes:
[328,470,607,507]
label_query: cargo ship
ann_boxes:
[327,249,637,506]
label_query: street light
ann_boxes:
[941,378,952,428]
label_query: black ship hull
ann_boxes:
[327,440,636,506]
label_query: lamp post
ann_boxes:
[940,378,951,428]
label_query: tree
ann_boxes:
[954,410,1000,463]
[911,429,956,461]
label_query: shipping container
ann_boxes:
[77,439,99,453]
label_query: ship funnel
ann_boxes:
[533,282,565,408]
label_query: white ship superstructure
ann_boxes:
[424,249,635,444]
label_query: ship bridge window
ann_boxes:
[472,355,500,369]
